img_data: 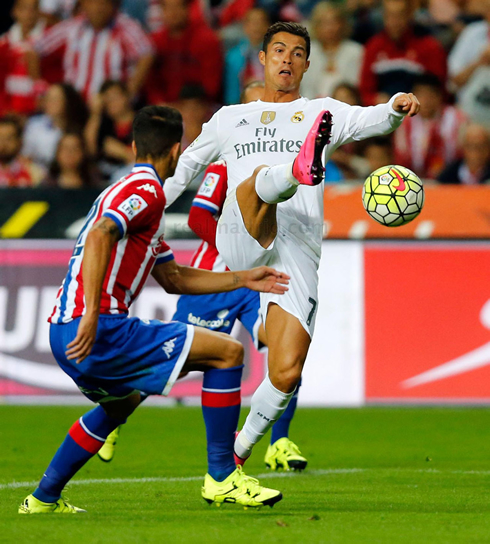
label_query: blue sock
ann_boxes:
[33,406,124,503]
[270,378,301,444]
[202,365,243,482]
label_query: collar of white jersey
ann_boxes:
[256,97,307,105]
[132,163,163,187]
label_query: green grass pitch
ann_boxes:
[1,406,489,544]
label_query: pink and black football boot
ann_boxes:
[292,110,333,186]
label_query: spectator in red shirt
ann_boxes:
[360,0,447,106]
[0,0,48,116]
[148,0,223,105]
[0,116,44,187]
[28,0,154,101]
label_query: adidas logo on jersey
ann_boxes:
[235,119,249,128]
[162,337,177,358]
[138,184,158,198]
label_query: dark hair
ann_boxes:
[48,132,94,187]
[132,106,183,160]
[178,83,208,101]
[100,79,128,95]
[262,22,311,59]
[364,136,392,151]
[50,83,88,132]
[0,115,22,139]
[412,73,443,93]
[332,82,362,106]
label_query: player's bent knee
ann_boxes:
[269,362,303,393]
[219,337,244,369]
[238,165,268,193]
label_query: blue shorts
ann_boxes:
[50,315,194,403]
[173,288,262,348]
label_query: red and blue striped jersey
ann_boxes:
[49,164,174,323]
[189,160,228,271]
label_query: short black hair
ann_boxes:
[262,22,311,59]
[412,73,443,93]
[132,106,183,160]
[0,115,22,139]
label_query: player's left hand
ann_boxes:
[245,266,290,294]
[66,313,98,364]
[393,93,420,117]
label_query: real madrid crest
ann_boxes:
[260,111,276,125]
[291,111,304,123]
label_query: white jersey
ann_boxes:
[165,95,405,264]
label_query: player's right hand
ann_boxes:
[245,266,290,294]
[66,313,98,364]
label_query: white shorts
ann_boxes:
[216,190,319,337]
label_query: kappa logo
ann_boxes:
[235,119,249,128]
[162,337,177,358]
[260,111,276,125]
[138,184,158,198]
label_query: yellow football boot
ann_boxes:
[19,494,86,514]
[202,466,282,508]
[98,426,120,462]
[265,437,307,471]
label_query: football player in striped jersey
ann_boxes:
[19,105,289,514]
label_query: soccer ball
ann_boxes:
[362,165,424,227]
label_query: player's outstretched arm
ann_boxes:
[333,92,420,147]
[151,260,289,295]
[65,217,120,364]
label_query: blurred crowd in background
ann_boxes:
[0,0,490,191]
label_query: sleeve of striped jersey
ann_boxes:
[102,182,163,237]
[34,19,70,56]
[155,240,175,265]
[120,18,155,59]
[163,111,221,208]
[192,162,228,214]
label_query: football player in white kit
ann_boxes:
[164,22,420,471]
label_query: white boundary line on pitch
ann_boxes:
[0,469,362,491]
[2,467,489,491]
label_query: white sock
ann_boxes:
[234,375,296,459]
[255,163,298,204]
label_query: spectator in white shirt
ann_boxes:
[301,2,364,99]
[448,0,490,129]
[22,82,87,168]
